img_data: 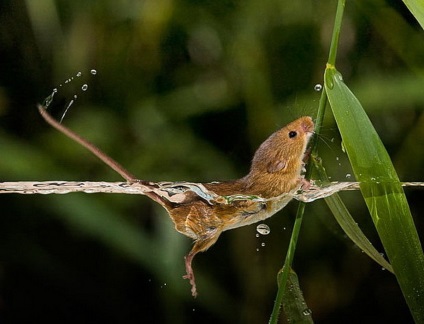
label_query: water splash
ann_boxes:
[1,180,423,199]
[40,69,98,122]
[42,88,57,108]
[60,99,74,123]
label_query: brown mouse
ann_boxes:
[157,116,314,296]
[38,106,314,297]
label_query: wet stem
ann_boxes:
[268,0,346,323]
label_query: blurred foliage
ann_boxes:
[0,0,423,323]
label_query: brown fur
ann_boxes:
[164,117,314,296]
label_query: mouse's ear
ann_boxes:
[267,159,287,173]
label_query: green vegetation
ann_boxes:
[0,0,423,322]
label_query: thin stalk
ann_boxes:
[327,0,346,66]
[269,1,346,322]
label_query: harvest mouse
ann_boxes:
[38,106,314,297]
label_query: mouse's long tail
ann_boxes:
[38,104,136,182]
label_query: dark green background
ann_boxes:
[0,0,423,323]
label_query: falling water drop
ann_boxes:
[81,84,88,91]
[76,72,82,77]
[314,84,322,92]
[90,69,97,75]
[302,308,312,316]
[256,223,270,235]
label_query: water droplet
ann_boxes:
[256,248,259,252]
[346,173,351,179]
[341,141,346,153]
[314,84,322,91]
[76,72,82,77]
[81,84,88,91]
[331,137,335,142]
[336,156,339,161]
[261,242,265,247]
[256,223,270,235]
[90,69,97,75]
[255,233,259,238]
[302,308,312,316]
[42,92,55,108]
[325,76,334,89]
[283,227,286,231]
[74,94,78,99]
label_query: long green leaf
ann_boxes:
[325,65,424,322]
[312,158,393,273]
[281,267,313,324]
[403,0,424,30]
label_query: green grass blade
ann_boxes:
[403,0,424,30]
[280,268,314,324]
[324,65,424,322]
[312,158,393,273]
[270,203,307,324]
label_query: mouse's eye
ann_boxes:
[288,131,297,138]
